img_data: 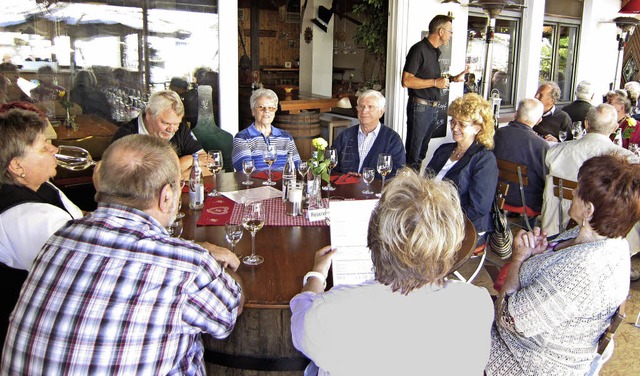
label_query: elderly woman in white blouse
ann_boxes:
[487,154,639,375]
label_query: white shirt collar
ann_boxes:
[137,113,150,135]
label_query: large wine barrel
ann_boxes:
[203,307,309,375]
[274,112,321,160]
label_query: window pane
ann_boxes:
[0,1,219,126]
[466,16,519,106]
[556,25,579,101]
[540,25,555,83]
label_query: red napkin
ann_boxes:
[253,171,283,181]
[182,184,214,193]
[334,174,361,185]
[196,195,235,226]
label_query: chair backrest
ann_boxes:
[551,176,578,230]
[597,301,626,355]
[497,159,529,187]
[496,181,509,211]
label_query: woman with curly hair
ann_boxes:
[426,93,498,245]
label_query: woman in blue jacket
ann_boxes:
[426,93,498,245]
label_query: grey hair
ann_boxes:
[0,109,48,185]
[575,80,594,101]
[368,167,465,294]
[515,98,544,125]
[95,134,180,210]
[585,103,618,135]
[357,89,386,109]
[145,90,185,119]
[250,88,279,110]
[541,81,561,103]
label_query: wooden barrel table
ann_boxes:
[274,111,321,160]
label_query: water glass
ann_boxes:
[362,167,375,195]
[242,159,255,185]
[225,223,244,258]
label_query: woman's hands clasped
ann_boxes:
[512,227,548,262]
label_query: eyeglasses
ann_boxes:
[356,105,381,112]
[255,105,277,113]
[160,120,181,129]
[450,119,473,128]
[441,28,453,34]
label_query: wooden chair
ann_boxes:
[551,176,579,231]
[586,301,627,375]
[452,181,509,283]
[497,159,541,231]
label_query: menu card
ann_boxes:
[329,199,379,286]
[222,186,282,204]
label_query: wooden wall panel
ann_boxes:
[238,8,300,68]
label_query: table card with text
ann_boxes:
[329,199,378,286]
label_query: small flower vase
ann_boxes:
[65,107,78,131]
[306,171,323,210]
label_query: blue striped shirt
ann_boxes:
[1,204,242,376]
[232,123,301,171]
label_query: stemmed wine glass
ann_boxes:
[322,148,338,191]
[242,159,255,185]
[571,121,583,140]
[225,223,244,258]
[207,150,223,196]
[175,180,186,220]
[262,145,277,186]
[362,167,375,195]
[376,153,392,198]
[166,218,183,238]
[298,160,309,185]
[242,202,265,265]
[55,145,96,171]
[441,67,451,94]
[630,143,640,156]
[558,130,568,142]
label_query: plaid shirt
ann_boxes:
[1,204,242,376]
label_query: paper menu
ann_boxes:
[329,199,379,286]
[222,186,281,204]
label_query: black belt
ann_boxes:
[411,97,439,107]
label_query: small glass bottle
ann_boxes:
[282,151,296,201]
[189,153,204,210]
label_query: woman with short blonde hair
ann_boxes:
[426,93,498,245]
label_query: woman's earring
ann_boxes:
[20,173,25,178]
[582,218,587,227]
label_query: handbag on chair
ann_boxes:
[487,199,513,259]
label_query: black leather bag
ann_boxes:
[487,199,513,259]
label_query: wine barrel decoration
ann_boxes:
[274,111,321,160]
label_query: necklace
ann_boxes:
[452,147,467,159]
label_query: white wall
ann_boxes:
[578,0,627,101]
[299,0,334,96]
[218,0,239,135]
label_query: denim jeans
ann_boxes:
[405,102,438,170]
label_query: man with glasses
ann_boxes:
[332,90,405,177]
[402,14,467,170]
[232,88,300,171]
[112,90,205,177]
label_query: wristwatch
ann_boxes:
[303,271,327,289]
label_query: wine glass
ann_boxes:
[441,67,451,93]
[558,130,568,142]
[242,159,255,185]
[376,153,392,198]
[207,150,223,196]
[55,145,96,171]
[175,180,186,220]
[166,218,183,238]
[629,143,640,156]
[362,167,375,195]
[298,160,309,184]
[262,145,277,186]
[242,202,265,265]
[322,148,338,191]
[571,121,583,140]
[225,223,244,258]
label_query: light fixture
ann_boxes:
[613,16,640,88]
[441,0,462,3]
[311,6,333,33]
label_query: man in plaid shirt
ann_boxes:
[1,134,244,375]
